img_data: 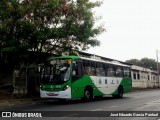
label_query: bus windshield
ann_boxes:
[41,59,72,84]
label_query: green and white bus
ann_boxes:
[40,56,132,101]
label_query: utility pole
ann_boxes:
[156,50,159,88]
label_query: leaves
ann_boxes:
[0,0,104,55]
[126,58,159,71]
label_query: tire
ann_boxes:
[83,88,93,101]
[112,86,123,98]
[117,86,123,98]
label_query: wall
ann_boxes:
[131,65,159,89]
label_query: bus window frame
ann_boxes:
[106,64,116,77]
[115,66,123,77]
[95,62,106,76]
[72,59,83,81]
[83,60,91,75]
[123,67,131,78]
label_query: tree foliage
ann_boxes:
[125,59,141,66]
[126,58,160,71]
[0,0,104,55]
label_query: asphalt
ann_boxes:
[0,88,160,109]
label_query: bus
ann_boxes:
[40,56,132,101]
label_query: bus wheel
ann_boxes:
[83,88,93,101]
[112,86,123,98]
[117,86,123,98]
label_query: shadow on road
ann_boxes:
[42,96,130,105]
[0,96,131,111]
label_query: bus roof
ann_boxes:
[80,57,130,67]
[48,56,130,67]
[47,56,80,61]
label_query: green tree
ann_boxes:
[126,57,160,71]
[140,58,157,70]
[125,59,141,66]
[0,0,104,55]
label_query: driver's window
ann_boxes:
[72,61,83,78]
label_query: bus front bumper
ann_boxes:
[40,87,71,99]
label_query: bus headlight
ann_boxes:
[63,85,69,91]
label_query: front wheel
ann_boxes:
[82,89,93,101]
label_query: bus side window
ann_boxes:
[76,62,83,77]
[123,67,130,77]
[96,62,105,76]
[96,62,101,76]
[72,62,83,80]
[90,62,96,75]
[115,66,123,77]
[102,63,106,76]
[83,60,91,75]
[106,65,116,77]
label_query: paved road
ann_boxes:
[1,89,160,120]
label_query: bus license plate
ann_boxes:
[47,92,58,96]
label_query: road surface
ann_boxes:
[1,89,160,120]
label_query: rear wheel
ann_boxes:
[117,86,123,98]
[112,86,123,98]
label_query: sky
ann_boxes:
[86,0,160,62]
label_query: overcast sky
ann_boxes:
[86,0,160,62]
